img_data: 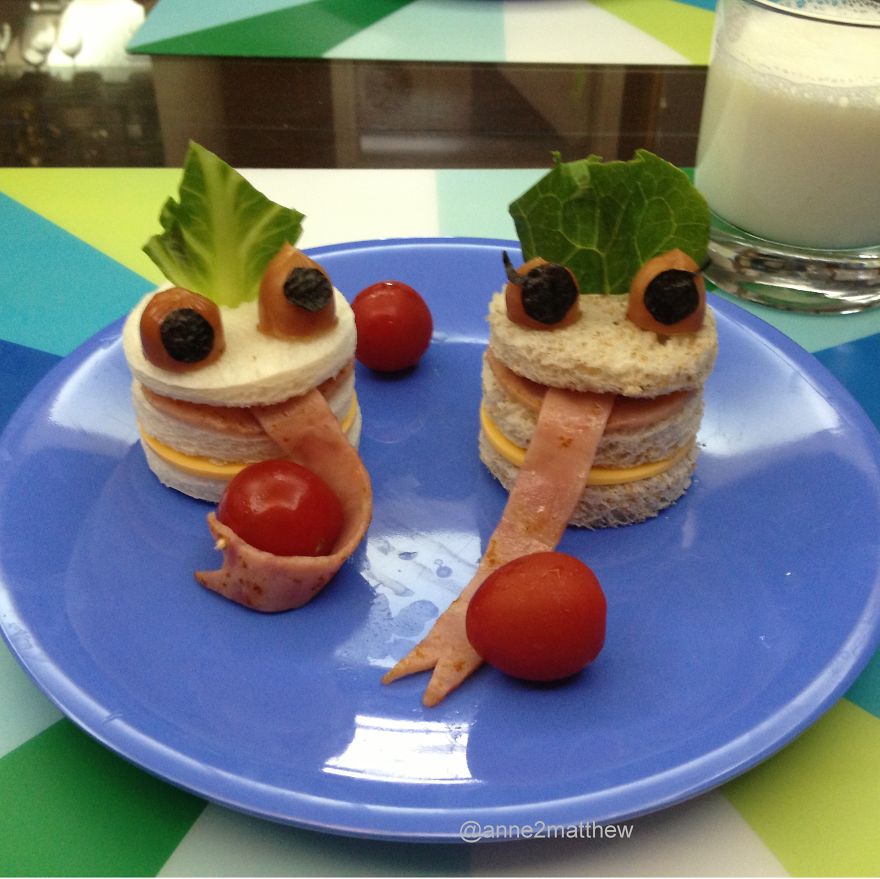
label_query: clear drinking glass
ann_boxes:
[695,0,880,313]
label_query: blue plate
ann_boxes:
[2,238,880,841]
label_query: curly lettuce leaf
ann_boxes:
[509,149,709,294]
[143,142,305,307]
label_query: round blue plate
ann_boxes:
[2,238,880,841]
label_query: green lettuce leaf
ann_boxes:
[143,142,305,307]
[509,149,709,294]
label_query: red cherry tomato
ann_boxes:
[217,460,344,557]
[351,281,433,372]
[466,552,607,682]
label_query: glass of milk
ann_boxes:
[694,0,880,312]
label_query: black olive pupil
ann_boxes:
[521,264,578,324]
[643,269,699,325]
[283,267,332,313]
[160,308,215,363]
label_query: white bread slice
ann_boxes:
[122,289,356,407]
[479,430,698,529]
[481,356,704,469]
[132,366,355,465]
[141,399,363,503]
[487,292,718,398]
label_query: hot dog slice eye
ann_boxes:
[627,249,706,335]
[140,287,225,372]
[502,251,580,330]
[258,243,337,339]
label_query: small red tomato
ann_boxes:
[217,460,344,557]
[466,552,606,682]
[351,280,433,372]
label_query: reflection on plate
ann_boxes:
[2,238,880,841]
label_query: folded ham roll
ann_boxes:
[196,389,372,612]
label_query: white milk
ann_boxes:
[695,0,880,250]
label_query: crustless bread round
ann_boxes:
[123,289,356,407]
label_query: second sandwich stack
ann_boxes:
[479,269,718,529]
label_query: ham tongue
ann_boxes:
[195,389,372,612]
[383,388,614,705]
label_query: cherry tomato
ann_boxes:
[466,552,607,682]
[217,459,344,557]
[351,281,433,372]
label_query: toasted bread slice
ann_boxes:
[487,292,718,398]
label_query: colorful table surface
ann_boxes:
[127,0,716,65]
[1,167,880,877]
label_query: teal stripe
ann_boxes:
[129,0,316,50]
[324,0,505,61]
[436,168,543,241]
[129,0,415,58]
[708,291,880,354]
[0,720,205,876]
[847,650,880,719]
[0,193,152,356]
[0,644,61,758]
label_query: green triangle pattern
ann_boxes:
[132,0,416,58]
[0,168,179,285]
[723,699,880,877]
[0,719,206,876]
[590,0,714,64]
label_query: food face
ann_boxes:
[139,246,339,374]
[504,248,706,337]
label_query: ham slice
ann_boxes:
[195,388,372,612]
[485,350,693,431]
[382,388,614,705]
[142,361,355,438]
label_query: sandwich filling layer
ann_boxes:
[479,403,694,485]
[141,392,360,480]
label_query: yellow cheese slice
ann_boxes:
[141,394,358,480]
[480,403,691,485]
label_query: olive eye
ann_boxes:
[503,251,580,330]
[140,287,225,372]
[627,250,706,335]
[644,269,701,325]
[283,266,333,313]
[259,244,337,339]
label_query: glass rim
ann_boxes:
[743,0,880,28]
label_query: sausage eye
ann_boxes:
[643,269,701,325]
[503,251,580,330]
[140,287,225,372]
[258,244,337,339]
[627,250,706,335]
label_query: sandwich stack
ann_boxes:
[479,284,717,528]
